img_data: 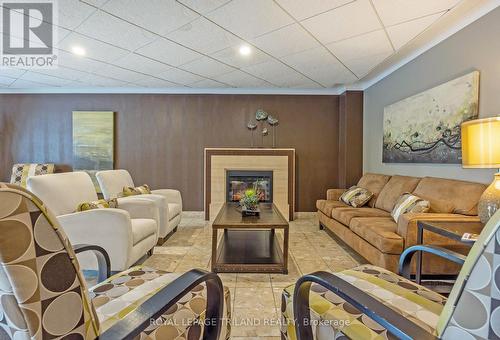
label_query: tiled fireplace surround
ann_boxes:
[204,148,296,221]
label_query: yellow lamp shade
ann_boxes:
[461,117,500,168]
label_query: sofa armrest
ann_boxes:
[397,212,481,247]
[151,189,183,211]
[116,197,159,221]
[326,189,346,200]
[57,209,134,270]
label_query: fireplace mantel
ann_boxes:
[204,148,295,221]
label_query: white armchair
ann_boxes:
[27,171,158,271]
[96,169,182,243]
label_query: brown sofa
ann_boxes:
[317,173,486,274]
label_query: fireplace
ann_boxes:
[226,170,273,203]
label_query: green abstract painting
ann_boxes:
[72,111,114,191]
[383,71,479,164]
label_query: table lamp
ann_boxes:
[461,116,500,223]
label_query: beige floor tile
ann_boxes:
[83,215,363,338]
[236,273,272,288]
[234,287,276,309]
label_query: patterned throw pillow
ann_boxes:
[339,186,374,208]
[391,193,430,222]
[77,198,118,212]
[10,163,55,188]
[121,184,151,197]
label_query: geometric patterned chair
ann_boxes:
[0,183,231,339]
[281,210,500,340]
[10,163,55,188]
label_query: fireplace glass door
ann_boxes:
[226,170,273,203]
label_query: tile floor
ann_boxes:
[140,212,366,339]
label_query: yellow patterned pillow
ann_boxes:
[76,198,118,212]
[391,193,430,222]
[339,186,373,208]
[121,184,151,197]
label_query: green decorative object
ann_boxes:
[240,186,260,216]
[255,109,268,121]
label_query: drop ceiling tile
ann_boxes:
[78,73,129,86]
[10,79,54,88]
[82,0,110,7]
[101,0,199,36]
[372,0,461,26]
[19,71,72,86]
[157,68,203,85]
[206,0,294,39]
[59,33,129,62]
[177,0,231,14]
[0,68,28,78]
[275,0,353,21]
[56,50,106,72]
[113,53,170,75]
[213,70,270,87]
[92,64,150,82]
[190,78,228,88]
[252,24,319,58]
[242,59,316,87]
[301,0,381,44]
[211,45,271,68]
[387,12,444,50]
[0,75,16,86]
[33,66,89,81]
[179,56,235,78]
[166,17,242,54]
[56,0,97,30]
[135,38,202,66]
[282,47,357,87]
[133,77,179,87]
[75,10,156,50]
[326,30,393,77]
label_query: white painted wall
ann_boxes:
[363,7,500,184]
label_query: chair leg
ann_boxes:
[147,248,154,256]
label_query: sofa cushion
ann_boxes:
[131,218,157,245]
[331,207,390,226]
[391,193,430,222]
[316,199,348,216]
[340,186,373,207]
[121,184,152,197]
[349,217,403,254]
[357,173,391,207]
[375,175,421,212]
[412,177,486,215]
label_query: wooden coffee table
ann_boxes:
[211,203,289,274]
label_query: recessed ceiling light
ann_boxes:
[239,45,251,56]
[71,46,86,56]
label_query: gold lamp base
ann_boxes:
[478,171,500,223]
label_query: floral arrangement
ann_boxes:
[240,188,260,211]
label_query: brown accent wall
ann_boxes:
[0,93,362,211]
[338,91,364,188]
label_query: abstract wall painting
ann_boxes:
[383,71,479,163]
[72,111,114,191]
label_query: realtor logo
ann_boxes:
[1,0,58,68]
